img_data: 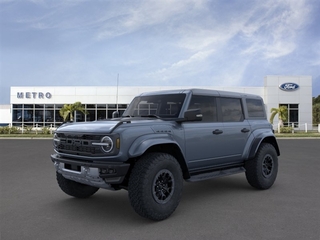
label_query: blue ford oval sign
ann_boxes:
[279,83,299,91]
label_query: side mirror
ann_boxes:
[112,111,119,118]
[183,109,202,121]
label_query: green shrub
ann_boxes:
[0,126,9,134]
[10,126,20,134]
[41,127,51,135]
[26,126,33,134]
[280,127,294,133]
[0,126,20,134]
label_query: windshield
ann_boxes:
[123,94,186,118]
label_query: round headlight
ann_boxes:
[100,136,113,153]
[53,133,60,147]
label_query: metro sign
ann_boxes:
[16,92,52,99]
[279,83,299,91]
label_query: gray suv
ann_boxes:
[51,89,280,221]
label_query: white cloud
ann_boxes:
[95,0,206,40]
[150,49,215,77]
[264,41,296,59]
[310,41,320,66]
[241,0,312,59]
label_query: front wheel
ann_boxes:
[56,172,99,198]
[128,152,183,221]
[245,143,278,190]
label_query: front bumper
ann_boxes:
[51,153,130,188]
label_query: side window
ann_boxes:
[188,95,217,122]
[246,99,265,118]
[220,97,244,122]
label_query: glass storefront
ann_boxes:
[12,104,128,127]
[280,103,299,128]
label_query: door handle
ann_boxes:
[241,128,250,133]
[212,129,223,135]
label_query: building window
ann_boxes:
[85,104,96,122]
[11,103,128,127]
[44,104,54,126]
[97,104,106,120]
[279,104,299,127]
[54,105,63,125]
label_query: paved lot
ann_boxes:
[1,139,320,240]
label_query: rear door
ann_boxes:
[218,97,251,163]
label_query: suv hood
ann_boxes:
[55,118,169,134]
[56,120,119,134]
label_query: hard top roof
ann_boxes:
[138,88,262,99]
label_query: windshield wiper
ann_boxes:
[140,114,161,119]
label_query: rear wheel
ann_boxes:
[56,172,99,198]
[128,152,183,221]
[245,143,278,190]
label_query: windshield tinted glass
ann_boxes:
[123,94,186,118]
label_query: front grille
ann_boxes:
[55,133,104,157]
[58,144,97,154]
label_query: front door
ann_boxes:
[183,95,227,172]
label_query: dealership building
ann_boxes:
[0,75,314,130]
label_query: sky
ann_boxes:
[0,0,319,104]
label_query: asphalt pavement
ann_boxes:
[1,139,320,240]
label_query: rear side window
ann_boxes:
[246,99,265,118]
[220,97,244,122]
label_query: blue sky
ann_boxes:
[0,0,319,104]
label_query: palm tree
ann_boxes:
[270,106,288,133]
[59,102,87,122]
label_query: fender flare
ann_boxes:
[128,134,183,158]
[247,131,280,160]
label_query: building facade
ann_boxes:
[0,75,313,130]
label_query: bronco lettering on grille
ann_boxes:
[66,139,89,146]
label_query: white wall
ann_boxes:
[264,75,312,130]
[11,86,264,105]
[0,105,11,125]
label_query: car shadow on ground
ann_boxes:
[48,173,254,224]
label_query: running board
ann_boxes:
[186,167,245,182]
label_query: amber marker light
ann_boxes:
[116,138,120,149]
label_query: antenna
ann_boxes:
[116,73,119,112]
[112,74,120,118]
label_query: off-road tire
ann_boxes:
[56,172,99,198]
[128,152,183,221]
[245,143,278,190]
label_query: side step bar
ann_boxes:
[186,167,245,182]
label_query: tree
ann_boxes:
[270,106,288,133]
[312,95,320,124]
[313,103,320,124]
[59,102,87,122]
[312,95,320,105]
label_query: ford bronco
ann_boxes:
[51,89,280,221]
